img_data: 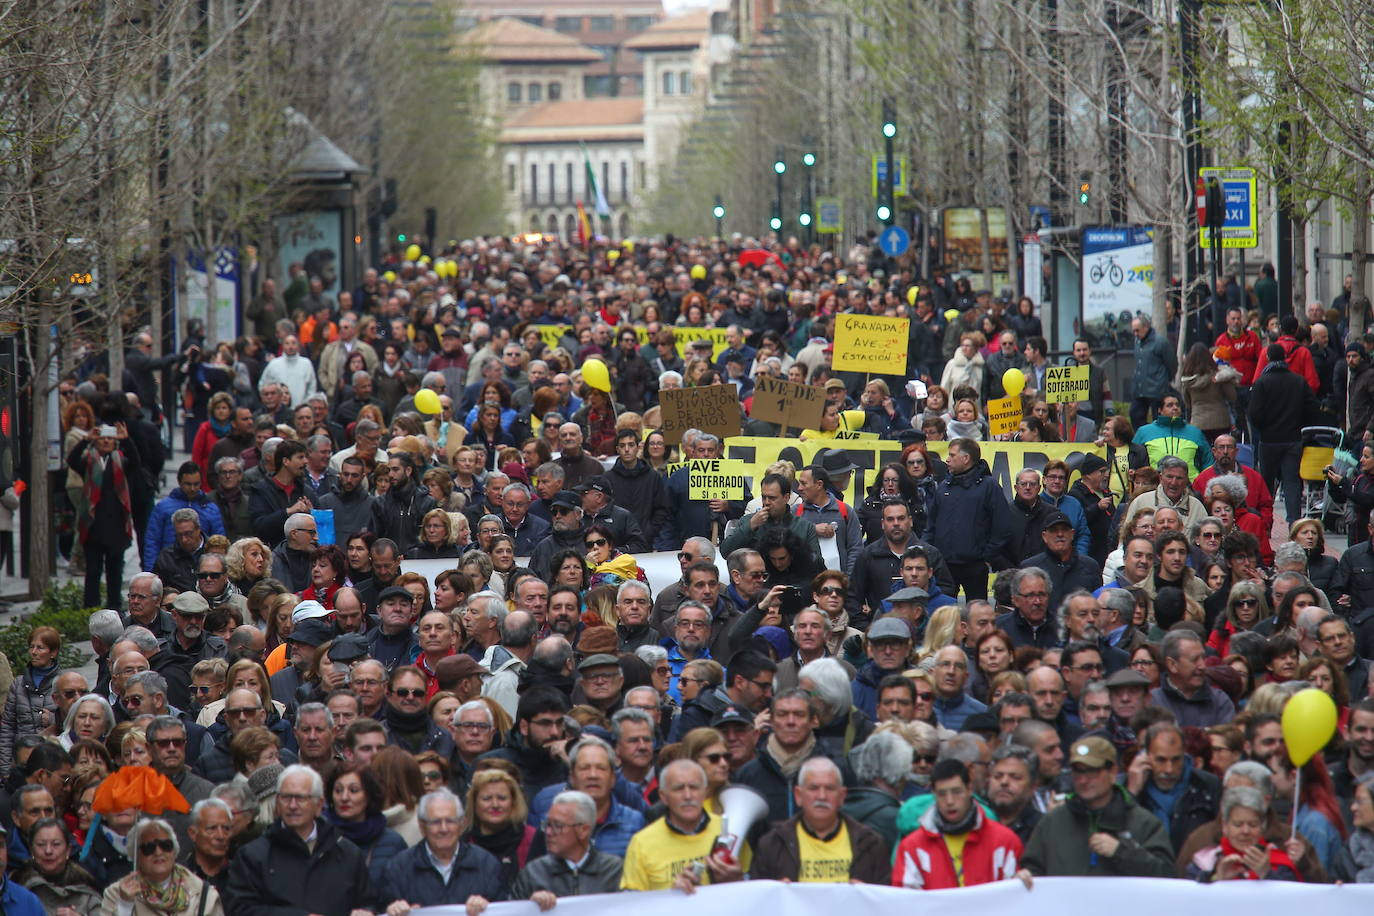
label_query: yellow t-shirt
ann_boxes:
[620,811,752,890]
[942,832,969,886]
[796,821,852,883]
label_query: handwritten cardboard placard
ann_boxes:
[1043,365,1091,404]
[687,459,747,500]
[832,314,909,374]
[987,395,1023,436]
[751,375,826,429]
[658,384,741,444]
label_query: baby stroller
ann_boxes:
[1298,425,1355,529]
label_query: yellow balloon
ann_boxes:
[607,250,621,262]
[840,409,867,431]
[943,308,959,322]
[446,260,459,278]
[582,358,612,393]
[1002,367,1026,398]
[690,264,707,281]
[906,286,920,306]
[836,273,848,284]
[418,255,432,267]
[623,241,635,252]
[1282,687,1338,766]
[414,389,442,415]
[404,244,421,262]
[382,271,397,284]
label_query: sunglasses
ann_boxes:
[817,585,845,596]
[153,737,186,748]
[196,571,224,579]
[392,688,425,699]
[139,839,175,856]
[700,752,728,764]
[1235,598,1259,607]
[584,538,608,549]
[914,753,938,764]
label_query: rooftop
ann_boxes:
[502,98,645,142]
[623,9,711,50]
[458,18,603,63]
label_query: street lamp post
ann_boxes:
[713,195,726,239]
[771,152,786,233]
[802,148,816,244]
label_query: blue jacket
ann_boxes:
[143,487,225,571]
[933,692,987,732]
[375,840,506,910]
[1040,492,1091,557]
[0,876,43,916]
[851,660,904,721]
[526,785,644,858]
[927,460,1009,566]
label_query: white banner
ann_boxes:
[414,876,1372,916]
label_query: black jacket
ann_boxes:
[316,483,376,546]
[1004,498,1055,568]
[1139,766,1221,853]
[994,608,1061,651]
[249,475,319,547]
[152,541,203,593]
[371,480,437,554]
[225,817,374,916]
[845,536,955,630]
[1249,361,1318,442]
[478,731,568,802]
[927,460,1010,567]
[509,848,623,900]
[376,841,506,910]
[528,528,585,581]
[1068,480,1114,567]
[735,744,854,827]
[585,504,646,553]
[606,458,670,537]
[1021,550,1103,610]
[1331,541,1374,617]
[151,632,228,710]
[270,541,313,593]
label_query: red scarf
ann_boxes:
[80,445,133,543]
[1218,836,1301,880]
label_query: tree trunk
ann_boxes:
[1292,215,1308,319]
[1351,172,1370,340]
[27,305,53,600]
[1152,224,1170,333]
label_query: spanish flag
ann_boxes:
[575,201,592,248]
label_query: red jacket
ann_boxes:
[1215,329,1262,385]
[892,807,1023,890]
[1253,335,1319,392]
[1192,463,1274,537]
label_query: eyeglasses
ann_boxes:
[139,839,176,855]
[677,552,696,562]
[277,793,316,806]
[456,722,493,732]
[391,688,425,699]
[700,752,728,764]
[1130,659,1158,669]
[544,819,580,833]
[749,678,775,692]
[153,737,186,748]
[679,676,705,686]
[196,571,224,579]
[742,571,766,580]
[225,706,262,717]
[583,672,620,684]
[529,717,563,729]
[677,619,709,630]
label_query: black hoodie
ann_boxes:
[606,457,669,535]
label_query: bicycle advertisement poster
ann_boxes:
[1080,225,1154,343]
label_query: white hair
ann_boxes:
[276,764,323,798]
[551,790,597,826]
[417,788,464,823]
[128,818,178,870]
[797,756,843,787]
[797,657,849,720]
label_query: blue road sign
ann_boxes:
[878,225,910,257]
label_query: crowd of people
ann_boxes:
[11,234,1374,914]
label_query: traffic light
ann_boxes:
[799,212,812,227]
[882,105,897,139]
[773,159,786,175]
[876,204,892,222]
[712,202,726,220]
[1077,180,1091,206]
[802,152,816,167]
[397,233,407,242]
[769,216,782,230]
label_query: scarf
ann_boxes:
[383,702,431,751]
[209,416,231,437]
[766,732,816,778]
[325,809,387,848]
[80,445,133,543]
[139,863,193,915]
[204,580,242,609]
[1218,835,1299,880]
[27,662,58,691]
[1143,757,1193,824]
[933,801,979,836]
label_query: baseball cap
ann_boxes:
[1043,510,1072,529]
[824,378,847,391]
[551,490,581,509]
[583,477,614,498]
[1069,736,1117,769]
[442,326,462,338]
[376,586,413,605]
[577,653,621,672]
[711,705,755,728]
[291,600,332,623]
[328,633,369,663]
[288,618,332,647]
[867,617,913,643]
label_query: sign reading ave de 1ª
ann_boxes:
[1198,167,1258,250]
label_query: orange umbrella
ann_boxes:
[91,766,190,816]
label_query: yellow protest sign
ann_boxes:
[1043,365,1091,404]
[673,327,730,360]
[687,459,747,500]
[834,429,880,441]
[986,396,1022,436]
[832,314,909,374]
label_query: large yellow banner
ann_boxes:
[531,324,731,360]
[723,436,1108,505]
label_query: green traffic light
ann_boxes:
[773,160,786,175]
[397,233,407,242]
[713,205,725,219]
[799,213,812,227]
[802,153,816,167]
[882,123,896,139]
[876,205,891,221]
[769,217,782,230]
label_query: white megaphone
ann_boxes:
[715,786,769,861]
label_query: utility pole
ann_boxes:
[881,100,896,227]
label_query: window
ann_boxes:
[620,161,629,200]
[638,162,646,189]
[507,82,521,103]
[507,164,516,191]
[528,82,542,102]
[588,15,614,31]
[602,162,610,201]
[680,71,692,94]
[529,164,538,202]
[584,74,614,96]
[626,15,654,31]
[566,163,574,203]
[548,82,562,100]
[662,71,675,95]
[548,163,556,203]
[554,15,580,32]
[518,16,543,27]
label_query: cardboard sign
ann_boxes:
[751,375,826,429]
[832,314,909,374]
[833,429,880,440]
[1043,365,1091,404]
[687,459,747,500]
[987,395,1023,436]
[658,384,741,443]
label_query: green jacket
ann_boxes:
[1021,786,1174,877]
